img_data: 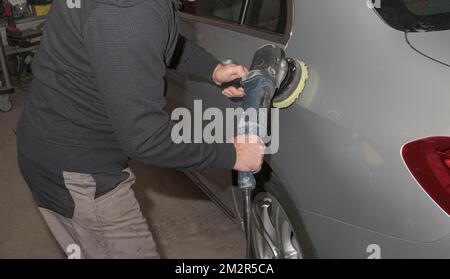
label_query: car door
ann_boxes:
[165,0,293,216]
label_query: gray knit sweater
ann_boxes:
[17,0,236,173]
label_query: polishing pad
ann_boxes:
[272,59,309,109]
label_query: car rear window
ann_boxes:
[180,0,245,24]
[375,0,450,31]
[244,0,288,35]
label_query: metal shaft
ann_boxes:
[243,188,252,258]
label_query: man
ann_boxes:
[16,0,264,259]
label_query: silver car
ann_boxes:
[165,0,450,259]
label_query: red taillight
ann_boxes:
[441,150,450,169]
[402,137,450,216]
[445,159,450,169]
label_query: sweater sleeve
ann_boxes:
[83,2,236,170]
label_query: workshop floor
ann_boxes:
[0,89,245,259]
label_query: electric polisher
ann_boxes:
[221,44,309,258]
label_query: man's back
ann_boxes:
[17,0,227,174]
[23,0,115,150]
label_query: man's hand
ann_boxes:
[232,135,265,174]
[213,63,248,98]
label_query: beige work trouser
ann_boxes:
[38,169,159,259]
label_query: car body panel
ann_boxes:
[166,0,450,257]
[407,30,450,65]
[299,208,450,259]
[278,0,450,243]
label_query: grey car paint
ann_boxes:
[165,0,450,258]
[408,30,450,65]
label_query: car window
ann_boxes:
[244,0,288,34]
[180,0,245,24]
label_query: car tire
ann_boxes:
[248,175,316,259]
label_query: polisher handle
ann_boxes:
[237,74,276,190]
[219,78,242,91]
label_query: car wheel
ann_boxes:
[0,95,13,113]
[249,178,315,259]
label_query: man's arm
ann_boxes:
[83,2,236,170]
[170,35,247,97]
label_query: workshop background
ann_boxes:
[0,0,245,259]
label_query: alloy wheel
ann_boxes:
[250,192,302,259]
